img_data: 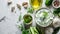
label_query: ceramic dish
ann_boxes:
[52,0,60,8]
[35,8,54,27]
[23,14,33,29]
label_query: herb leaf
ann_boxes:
[27,8,34,14]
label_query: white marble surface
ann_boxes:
[0,0,28,34]
[0,0,60,34]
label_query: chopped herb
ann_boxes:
[27,8,34,14]
[43,11,48,20]
[43,11,48,17]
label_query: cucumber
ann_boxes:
[45,0,53,6]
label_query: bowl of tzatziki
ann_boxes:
[35,8,54,27]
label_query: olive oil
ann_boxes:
[30,0,42,10]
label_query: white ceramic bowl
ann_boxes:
[35,8,54,27]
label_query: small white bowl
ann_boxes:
[52,0,60,8]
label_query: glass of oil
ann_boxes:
[30,0,43,10]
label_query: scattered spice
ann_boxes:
[22,2,28,9]
[7,1,12,6]
[17,4,21,10]
[0,16,6,22]
[11,6,15,12]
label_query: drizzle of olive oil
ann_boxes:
[30,0,42,10]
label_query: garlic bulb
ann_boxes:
[53,17,60,28]
[45,27,53,34]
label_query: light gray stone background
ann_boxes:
[0,0,60,34]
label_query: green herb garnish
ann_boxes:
[43,11,48,17]
[43,11,48,20]
[27,8,34,14]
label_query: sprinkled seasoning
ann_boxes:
[17,4,21,10]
